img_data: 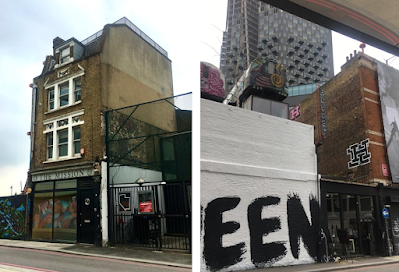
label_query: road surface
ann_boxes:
[0,246,190,272]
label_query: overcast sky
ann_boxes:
[0,0,198,197]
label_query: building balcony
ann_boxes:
[308,68,315,74]
[288,62,295,69]
[257,44,264,52]
[287,49,295,56]
[271,48,278,55]
[271,35,278,42]
[313,50,319,56]
[298,39,304,45]
[294,43,301,50]
[313,63,320,69]
[304,48,310,54]
[321,41,327,46]
[304,73,311,80]
[317,57,323,64]
[261,50,268,56]
[294,71,301,77]
[304,60,311,66]
[298,65,305,72]
[287,36,294,43]
[298,51,305,58]
[307,55,314,61]
[294,56,301,63]
[267,41,274,49]
[322,65,329,71]
[322,52,329,59]
[316,44,323,51]
[307,42,314,48]
[318,71,324,77]
[262,38,268,44]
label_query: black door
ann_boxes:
[79,190,95,244]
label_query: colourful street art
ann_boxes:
[290,105,301,120]
[0,197,26,238]
[200,62,225,99]
[33,196,77,230]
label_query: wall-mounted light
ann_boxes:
[136,178,145,186]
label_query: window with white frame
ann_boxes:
[58,129,68,157]
[48,88,54,110]
[45,73,84,112]
[59,83,69,107]
[47,133,53,160]
[74,77,81,102]
[43,110,84,162]
[73,126,81,155]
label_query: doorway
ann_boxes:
[78,190,95,244]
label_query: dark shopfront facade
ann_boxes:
[30,164,100,244]
[320,179,385,257]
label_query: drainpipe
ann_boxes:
[315,141,324,262]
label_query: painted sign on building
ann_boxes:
[347,138,371,169]
[320,87,327,135]
[32,166,93,182]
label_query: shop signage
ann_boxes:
[138,190,154,214]
[32,167,94,182]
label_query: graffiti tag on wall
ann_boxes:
[347,138,371,169]
[200,62,225,98]
[0,198,25,238]
[202,194,319,271]
[290,105,301,120]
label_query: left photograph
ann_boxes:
[0,1,194,271]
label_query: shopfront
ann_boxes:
[320,180,384,257]
[30,165,100,244]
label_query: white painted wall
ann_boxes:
[201,99,319,271]
[109,165,162,184]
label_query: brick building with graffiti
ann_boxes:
[27,17,191,250]
[296,52,399,257]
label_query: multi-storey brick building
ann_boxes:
[28,18,177,245]
[297,52,399,257]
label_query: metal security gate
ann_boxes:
[110,182,191,252]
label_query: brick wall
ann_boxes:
[297,53,390,184]
[31,54,103,170]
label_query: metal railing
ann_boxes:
[109,182,191,251]
[80,17,168,58]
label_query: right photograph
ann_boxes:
[200,0,399,271]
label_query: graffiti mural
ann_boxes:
[290,105,301,120]
[200,62,225,99]
[347,138,371,169]
[202,194,319,271]
[0,196,26,238]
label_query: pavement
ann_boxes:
[0,239,191,271]
[2,240,399,272]
[244,255,399,272]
